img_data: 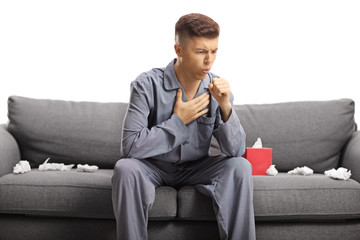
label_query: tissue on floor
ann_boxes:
[324,167,351,180]
[13,160,31,174]
[287,166,313,176]
[39,158,74,171]
[77,164,99,173]
[266,165,278,176]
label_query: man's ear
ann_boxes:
[174,43,182,57]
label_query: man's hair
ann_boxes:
[175,13,220,45]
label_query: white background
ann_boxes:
[1,0,359,124]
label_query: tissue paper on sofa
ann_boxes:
[77,164,99,173]
[266,165,278,176]
[324,167,351,180]
[288,166,313,176]
[13,160,31,174]
[39,158,74,171]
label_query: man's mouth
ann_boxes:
[202,68,210,74]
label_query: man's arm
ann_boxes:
[213,107,246,157]
[208,78,232,122]
[121,80,210,160]
[121,80,188,159]
[209,78,246,157]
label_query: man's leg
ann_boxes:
[178,156,256,240]
[112,158,163,240]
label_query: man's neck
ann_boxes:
[174,62,201,101]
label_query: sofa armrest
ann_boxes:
[342,131,360,183]
[0,124,21,177]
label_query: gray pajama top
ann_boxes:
[121,59,246,163]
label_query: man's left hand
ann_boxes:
[208,78,232,122]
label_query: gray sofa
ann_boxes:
[1,96,360,240]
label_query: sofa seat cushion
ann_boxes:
[177,174,360,221]
[0,170,177,220]
[254,173,360,220]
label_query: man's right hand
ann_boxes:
[173,89,210,125]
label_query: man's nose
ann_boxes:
[204,53,213,65]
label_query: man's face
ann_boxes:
[177,37,219,80]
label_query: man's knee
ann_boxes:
[224,157,252,179]
[113,158,142,181]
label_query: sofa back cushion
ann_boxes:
[234,99,356,173]
[8,96,127,169]
[7,96,356,172]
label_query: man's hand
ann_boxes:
[208,78,232,122]
[174,89,210,125]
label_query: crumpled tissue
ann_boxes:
[324,167,351,180]
[288,166,313,176]
[13,160,31,174]
[252,138,263,148]
[266,165,278,176]
[39,158,74,171]
[77,164,99,173]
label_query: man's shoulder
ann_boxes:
[133,67,165,85]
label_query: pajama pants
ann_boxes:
[112,155,256,240]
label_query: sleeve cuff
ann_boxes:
[218,109,237,128]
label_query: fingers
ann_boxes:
[209,78,231,96]
[213,86,231,96]
[193,108,209,120]
[174,88,211,125]
[209,84,223,97]
[176,88,209,110]
[191,92,208,103]
[191,93,210,112]
[212,78,229,88]
[176,89,183,102]
[195,99,210,116]
[187,94,210,120]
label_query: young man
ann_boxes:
[112,13,256,240]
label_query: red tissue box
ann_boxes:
[243,147,273,175]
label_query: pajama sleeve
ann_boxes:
[212,95,246,157]
[121,79,189,159]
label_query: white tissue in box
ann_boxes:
[252,138,263,148]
